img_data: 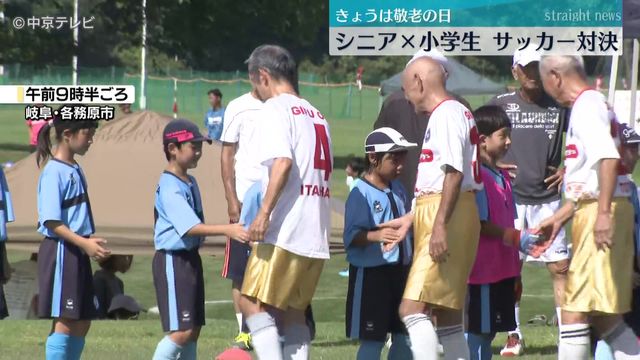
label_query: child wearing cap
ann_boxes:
[152,119,248,360]
[466,106,551,360]
[343,127,416,360]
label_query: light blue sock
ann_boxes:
[388,333,412,360]
[595,339,615,360]
[68,335,85,360]
[152,336,182,360]
[357,340,384,360]
[467,333,494,360]
[180,341,197,360]
[46,333,70,360]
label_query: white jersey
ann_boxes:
[220,92,264,200]
[414,99,483,196]
[564,89,629,201]
[256,93,332,259]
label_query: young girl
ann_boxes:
[343,127,416,360]
[345,156,366,192]
[467,105,550,360]
[36,113,110,360]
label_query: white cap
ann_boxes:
[406,48,448,72]
[364,127,417,153]
[513,45,541,67]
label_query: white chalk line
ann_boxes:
[147,294,552,313]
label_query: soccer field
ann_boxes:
[0,102,616,359]
[2,250,559,360]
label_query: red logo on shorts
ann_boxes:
[565,144,578,159]
[419,149,434,163]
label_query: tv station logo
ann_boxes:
[0,85,135,122]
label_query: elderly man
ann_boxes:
[538,55,640,360]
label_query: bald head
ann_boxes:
[401,57,449,113]
[538,55,588,106]
[539,55,586,79]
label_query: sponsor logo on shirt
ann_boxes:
[373,200,383,213]
[464,110,473,120]
[506,103,520,112]
[565,144,578,159]
[419,149,434,163]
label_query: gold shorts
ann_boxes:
[403,192,480,310]
[241,243,325,310]
[564,198,634,314]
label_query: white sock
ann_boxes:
[246,312,283,360]
[558,323,590,360]
[402,313,439,360]
[556,307,562,326]
[236,312,243,333]
[602,322,640,359]
[282,323,311,360]
[511,303,522,338]
[437,324,469,360]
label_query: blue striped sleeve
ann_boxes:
[475,187,489,222]
[158,184,202,238]
[344,189,372,248]
[38,167,63,226]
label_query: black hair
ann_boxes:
[36,106,99,168]
[346,156,365,176]
[365,153,385,172]
[208,88,222,98]
[246,44,299,94]
[473,105,512,136]
[163,142,183,161]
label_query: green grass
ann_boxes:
[2,249,559,359]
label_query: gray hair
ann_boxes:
[539,55,586,78]
[246,45,298,93]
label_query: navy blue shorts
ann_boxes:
[221,238,251,283]
[346,263,409,341]
[467,277,517,334]
[37,237,97,320]
[153,248,205,332]
[0,242,8,319]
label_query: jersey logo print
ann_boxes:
[506,103,520,112]
[419,149,434,163]
[373,200,383,213]
[565,144,579,159]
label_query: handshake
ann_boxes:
[502,228,553,258]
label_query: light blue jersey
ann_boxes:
[204,107,225,141]
[0,167,15,241]
[37,159,94,238]
[153,171,204,251]
[344,178,412,267]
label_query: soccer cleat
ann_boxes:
[232,332,253,351]
[338,268,349,277]
[500,333,524,357]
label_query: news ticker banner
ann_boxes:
[0,85,135,121]
[329,0,623,56]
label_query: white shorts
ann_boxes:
[515,199,571,263]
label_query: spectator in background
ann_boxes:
[93,255,133,319]
[345,156,366,192]
[205,88,225,141]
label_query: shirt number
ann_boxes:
[314,123,332,181]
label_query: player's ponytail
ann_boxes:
[36,105,98,168]
[36,122,53,168]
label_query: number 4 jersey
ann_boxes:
[256,93,333,259]
[415,99,483,196]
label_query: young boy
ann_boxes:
[467,105,552,360]
[0,164,14,319]
[344,127,416,360]
[152,119,247,360]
